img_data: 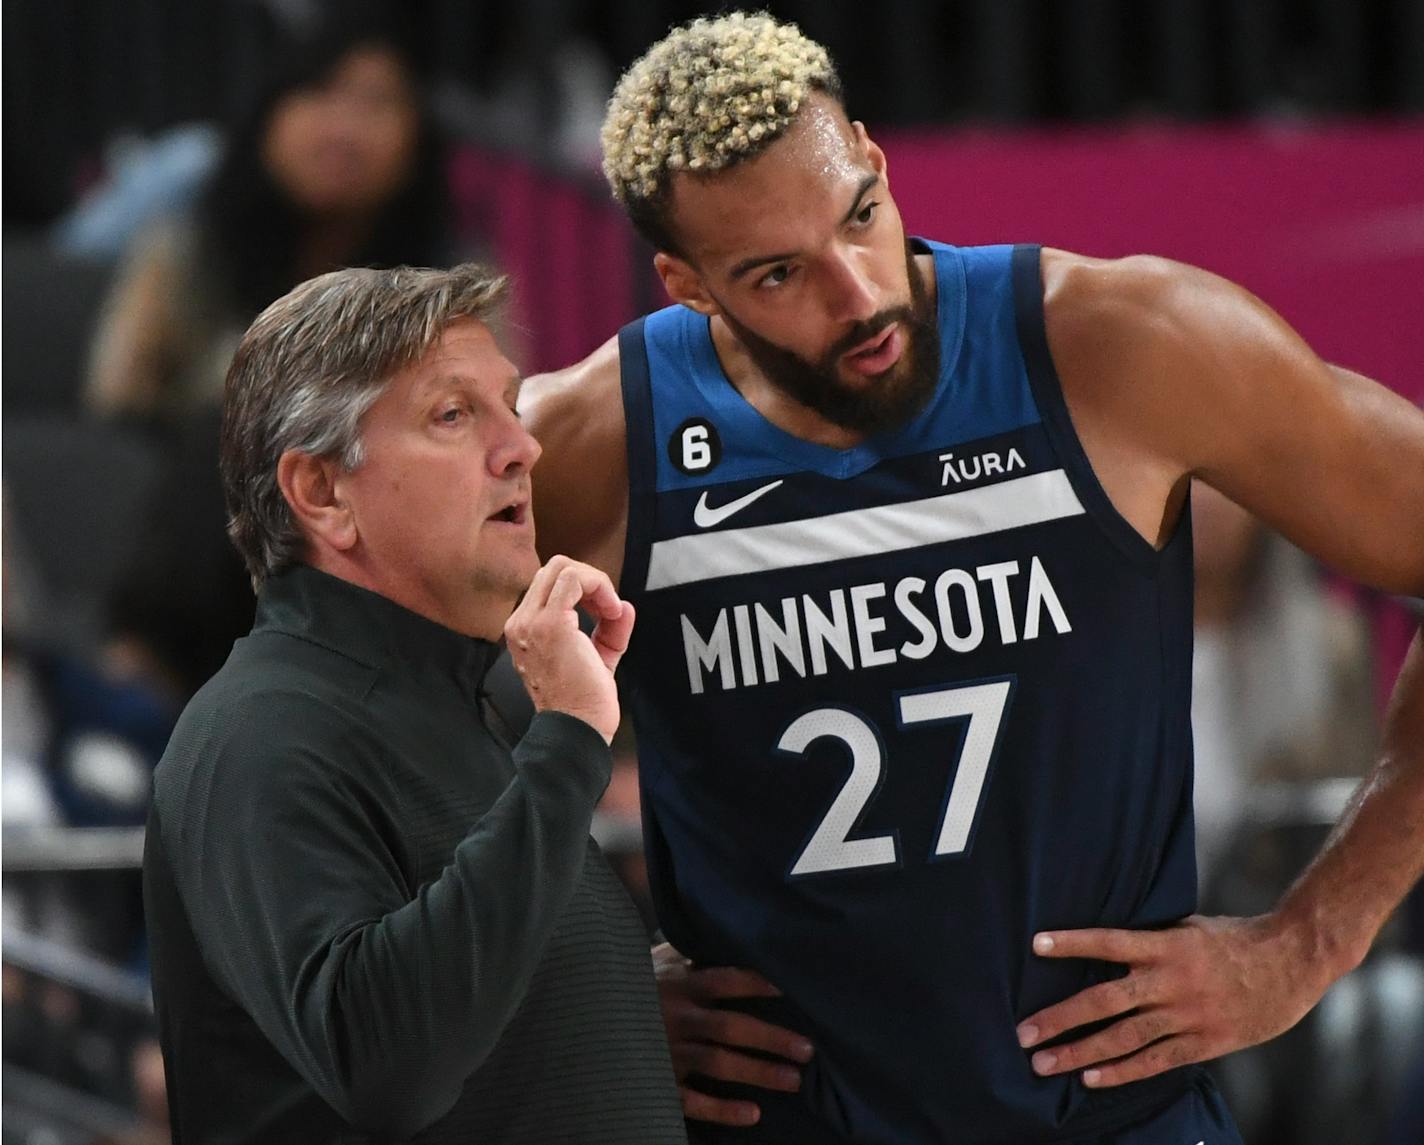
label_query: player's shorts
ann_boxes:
[1067,1071,1242,1145]
[687,1071,1242,1145]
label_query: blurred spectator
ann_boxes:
[53,123,222,262]
[1190,483,1377,890]
[85,4,456,424]
[1189,484,1421,1145]
[80,2,482,704]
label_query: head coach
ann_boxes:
[141,263,686,1143]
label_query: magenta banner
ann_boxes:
[878,121,1424,694]
[880,120,1424,405]
[453,124,1423,690]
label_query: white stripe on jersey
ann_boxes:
[645,468,1087,591]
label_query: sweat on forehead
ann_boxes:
[662,98,870,257]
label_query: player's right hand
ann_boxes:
[504,555,634,744]
[653,942,814,1127]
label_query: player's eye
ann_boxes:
[853,200,879,227]
[759,264,795,289]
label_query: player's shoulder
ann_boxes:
[1043,248,1189,318]
[1038,247,1294,451]
[520,334,625,436]
[520,335,630,569]
[1040,247,1243,350]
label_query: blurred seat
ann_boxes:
[2,417,162,651]
[1203,783,1424,1145]
[2,232,117,417]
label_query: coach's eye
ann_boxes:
[437,406,465,423]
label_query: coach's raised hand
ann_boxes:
[505,555,635,745]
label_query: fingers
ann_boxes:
[683,1006,815,1063]
[651,940,689,976]
[544,561,619,618]
[686,965,784,1004]
[680,1087,761,1128]
[1017,972,1156,1048]
[591,600,635,672]
[679,966,811,1061]
[1076,1034,1206,1088]
[681,1043,802,1092]
[503,556,627,740]
[1031,927,1160,964]
[1017,918,1228,1087]
[519,553,569,610]
[519,555,622,616]
[1026,1009,1174,1076]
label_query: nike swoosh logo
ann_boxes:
[693,480,784,528]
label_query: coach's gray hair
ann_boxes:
[221,263,509,588]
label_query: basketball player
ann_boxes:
[521,13,1424,1143]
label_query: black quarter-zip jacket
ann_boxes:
[144,562,686,1143]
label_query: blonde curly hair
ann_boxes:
[601,11,842,252]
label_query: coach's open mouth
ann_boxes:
[488,500,528,525]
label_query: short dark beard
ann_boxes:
[716,240,940,437]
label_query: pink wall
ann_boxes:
[454,123,1424,694]
[880,120,1424,404]
[878,120,1424,696]
[457,122,1424,400]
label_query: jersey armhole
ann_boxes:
[1011,244,1177,574]
[617,317,656,605]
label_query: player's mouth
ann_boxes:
[842,323,904,377]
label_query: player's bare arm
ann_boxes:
[1018,249,1424,1088]
[1040,248,1424,586]
[520,336,630,583]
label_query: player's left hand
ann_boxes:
[1015,913,1330,1088]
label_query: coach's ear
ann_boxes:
[277,449,356,554]
[655,251,719,317]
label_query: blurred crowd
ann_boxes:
[3,6,516,1138]
[3,1,1422,1142]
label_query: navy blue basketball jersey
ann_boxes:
[618,242,1201,1143]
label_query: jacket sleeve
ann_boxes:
[158,697,612,1136]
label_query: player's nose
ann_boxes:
[823,246,879,324]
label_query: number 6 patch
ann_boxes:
[669,417,722,475]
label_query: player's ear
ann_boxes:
[278,449,357,554]
[656,251,719,317]
[853,120,889,188]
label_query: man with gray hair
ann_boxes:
[142,263,687,1143]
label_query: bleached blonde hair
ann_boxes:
[601,11,842,253]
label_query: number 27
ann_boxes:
[776,679,1014,877]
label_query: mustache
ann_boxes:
[825,306,921,362]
